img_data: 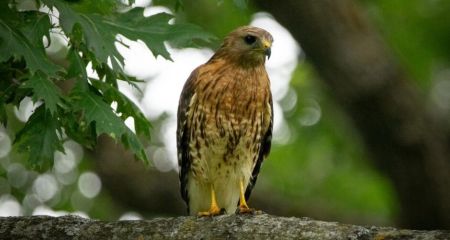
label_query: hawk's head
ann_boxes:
[217,26,273,65]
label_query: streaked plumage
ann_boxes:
[177,26,273,215]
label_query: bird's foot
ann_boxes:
[236,206,262,215]
[197,206,225,217]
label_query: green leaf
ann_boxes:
[66,49,89,90]
[71,86,148,162]
[14,105,63,168]
[166,21,217,49]
[0,19,62,76]
[46,0,121,64]
[69,0,118,15]
[19,11,53,49]
[59,106,97,149]
[112,10,215,59]
[90,79,151,138]
[43,0,213,65]
[21,71,63,114]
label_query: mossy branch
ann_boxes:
[1,214,448,239]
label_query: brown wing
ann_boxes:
[244,94,273,200]
[177,67,200,212]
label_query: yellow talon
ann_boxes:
[198,186,223,216]
[238,180,254,214]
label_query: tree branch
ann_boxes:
[1,214,448,240]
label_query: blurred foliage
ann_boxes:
[262,62,398,224]
[363,0,450,89]
[154,0,253,46]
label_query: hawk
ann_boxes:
[177,26,273,216]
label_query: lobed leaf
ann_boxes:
[110,10,215,59]
[48,0,122,64]
[19,11,53,49]
[43,0,214,65]
[90,79,151,138]
[71,86,148,162]
[14,105,64,168]
[66,48,89,90]
[21,71,63,114]
[4,0,216,166]
[0,19,62,76]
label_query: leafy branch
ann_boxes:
[0,0,214,168]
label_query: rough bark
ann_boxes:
[257,0,450,229]
[1,214,448,240]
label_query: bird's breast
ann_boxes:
[186,65,272,181]
[196,67,271,145]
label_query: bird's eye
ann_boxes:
[244,35,257,45]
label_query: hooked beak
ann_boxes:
[262,39,272,59]
[265,48,271,59]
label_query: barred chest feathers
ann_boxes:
[186,64,272,215]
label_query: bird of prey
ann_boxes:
[177,26,273,216]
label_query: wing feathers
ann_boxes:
[177,68,200,210]
[245,94,273,200]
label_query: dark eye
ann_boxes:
[244,35,257,45]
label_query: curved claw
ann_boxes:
[236,206,263,215]
[198,207,225,217]
[198,186,224,217]
[237,206,254,214]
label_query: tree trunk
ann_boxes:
[257,0,450,229]
[1,214,448,240]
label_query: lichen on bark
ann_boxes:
[1,214,448,240]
